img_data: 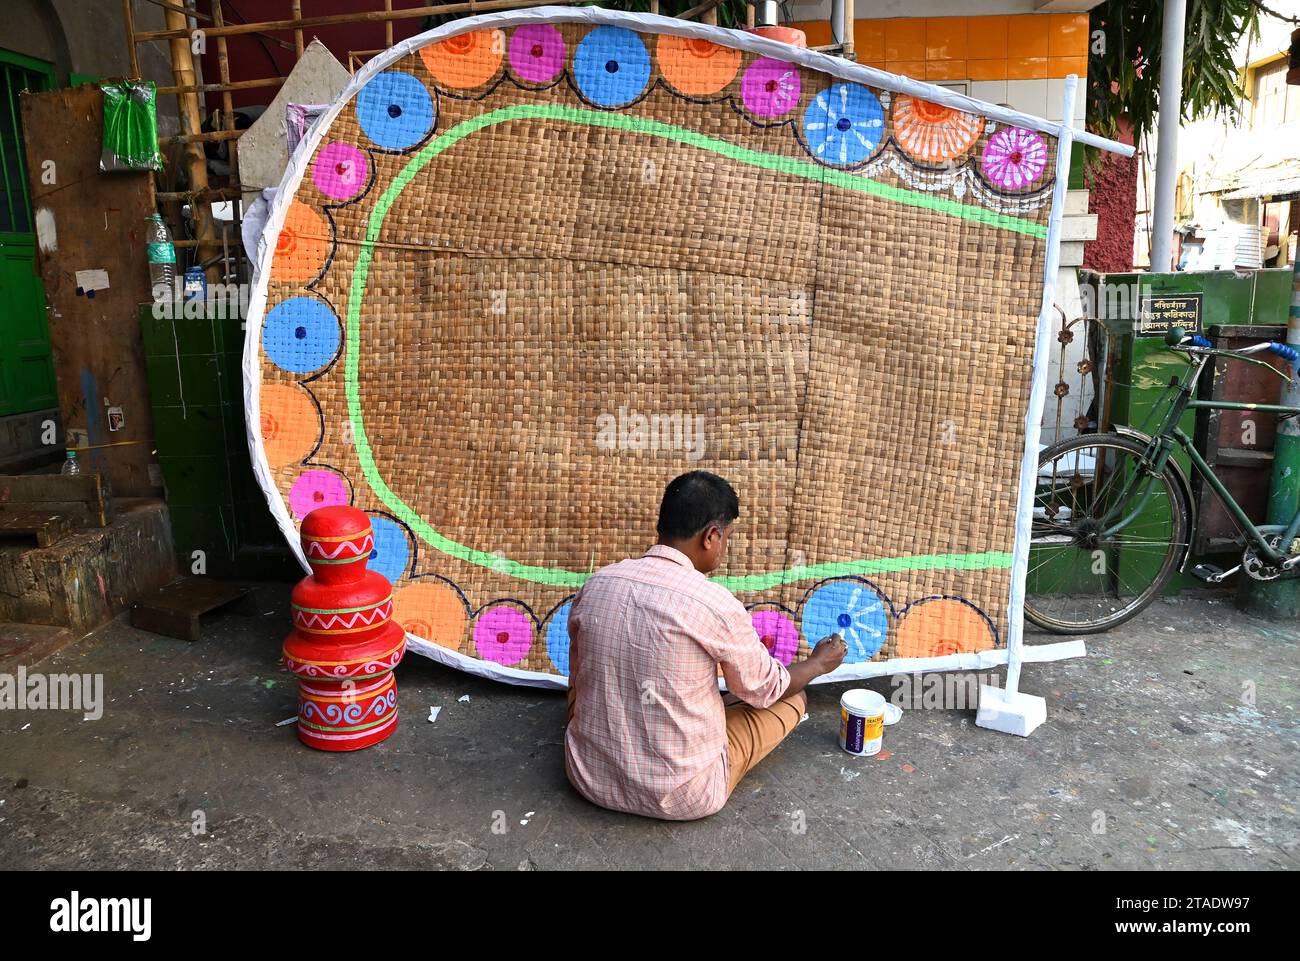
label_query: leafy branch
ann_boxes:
[1087,0,1264,153]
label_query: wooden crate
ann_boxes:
[0,472,113,527]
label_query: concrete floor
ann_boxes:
[1,588,1296,870]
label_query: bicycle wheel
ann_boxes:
[1024,433,1190,634]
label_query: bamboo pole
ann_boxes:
[157,186,244,202]
[141,0,212,24]
[213,2,237,155]
[384,0,394,48]
[162,2,219,273]
[136,0,295,48]
[746,2,756,29]
[160,128,242,145]
[157,76,285,96]
[133,0,574,42]
[213,0,241,281]
[349,50,386,72]
[842,0,855,60]
[121,0,141,78]
[678,0,725,23]
[292,0,304,58]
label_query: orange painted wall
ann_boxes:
[792,13,1088,82]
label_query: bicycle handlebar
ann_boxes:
[1163,325,1298,366]
[1267,342,1300,363]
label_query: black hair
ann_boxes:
[656,471,739,541]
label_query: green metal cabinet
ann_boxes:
[140,304,298,580]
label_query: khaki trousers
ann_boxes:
[566,685,807,797]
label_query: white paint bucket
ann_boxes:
[839,689,886,756]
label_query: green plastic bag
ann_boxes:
[100,80,164,172]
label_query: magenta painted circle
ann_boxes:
[751,609,799,665]
[473,605,534,666]
[740,58,801,117]
[508,24,565,83]
[980,127,1048,190]
[311,142,369,201]
[289,469,349,519]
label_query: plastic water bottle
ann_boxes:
[60,450,81,476]
[146,214,176,292]
[183,265,207,302]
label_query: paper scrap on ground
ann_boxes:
[275,716,297,727]
[74,269,110,291]
[427,706,441,723]
[458,695,470,703]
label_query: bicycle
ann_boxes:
[1025,326,1300,634]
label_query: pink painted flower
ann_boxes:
[312,142,368,201]
[473,605,534,666]
[980,127,1048,190]
[741,58,801,117]
[289,469,349,519]
[751,609,799,666]
[508,24,565,84]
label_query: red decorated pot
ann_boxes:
[295,672,398,750]
[299,505,376,584]
[282,505,406,751]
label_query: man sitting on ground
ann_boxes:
[564,470,847,820]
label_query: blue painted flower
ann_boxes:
[367,516,411,584]
[803,83,884,166]
[545,600,574,675]
[262,297,339,374]
[573,26,651,107]
[800,578,889,663]
[355,71,435,150]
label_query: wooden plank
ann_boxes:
[130,577,259,641]
[18,86,163,499]
[1216,448,1275,468]
[0,511,72,547]
[0,473,113,527]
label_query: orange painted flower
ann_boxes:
[657,34,741,96]
[420,29,504,89]
[894,598,995,658]
[260,383,319,467]
[394,581,468,651]
[271,202,330,284]
[892,96,982,164]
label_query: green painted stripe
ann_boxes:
[343,104,1027,589]
[298,713,395,734]
[293,596,392,615]
[378,104,1048,238]
[715,551,1014,592]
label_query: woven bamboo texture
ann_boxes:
[251,18,1058,681]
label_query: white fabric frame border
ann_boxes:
[242,7,1134,691]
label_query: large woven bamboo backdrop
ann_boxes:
[249,13,1057,684]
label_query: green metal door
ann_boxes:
[0,49,57,417]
